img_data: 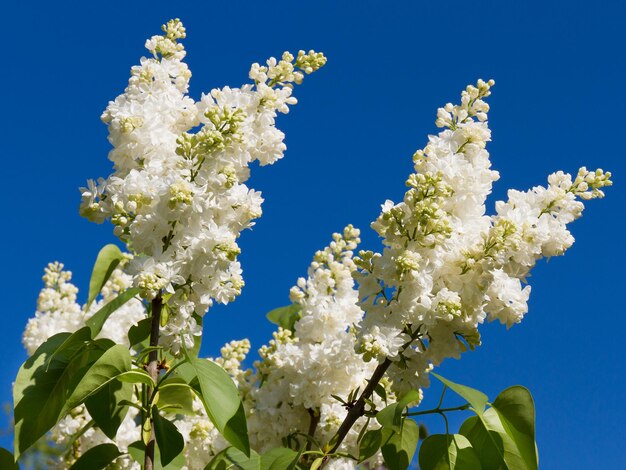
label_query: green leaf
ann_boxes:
[128,441,146,465]
[128,440,185,470]
[491,386,537,470]
[86,287,141,337]
[205,447,261,470]
[136,346,164,364]
[459,413,506,469]
[380,418,420,470]
[14,334,110,458]
[158,379,196,415]
[117,369,156,387]
[152,406,185,467]
[376,389,421,432]
[44,326,92,370]
[127,441,145,466]
[14,333,70,410]
[87,244,124,308]
[459,386,537,470]
[260,447,300,470]
[265,304,301,332]
[374,383,387,403]
[204,450,227,470]
[432,373,488,416]
[86,379,132,439]
[460,411,531,469]
[183,357,250,456]
[207,460,228,470]
[359,427,383,462]
[61,344,132,416]
[418,434,481,470]
[189,314,203,358]
[0,448,18,470]
[224,403,249,456]
[70,443,122,470]
[128,317,152,347]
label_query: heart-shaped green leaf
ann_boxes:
[359,427,383,462]
[460,394,537,470]
[418,434,481,470]
[377,390,421,432]
[432,373,488,416]
[260,447,300,470]
[265,304,301,332]
[380,418,420,470]
[152,406,185,467]
[181,358,250,456]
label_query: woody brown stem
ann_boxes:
[306,408,321,451]
[144,294,162,470]
[326,358,392,455]
[322,326,423,468]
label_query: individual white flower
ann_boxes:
[485,269,531,328]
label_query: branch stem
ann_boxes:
[144,294,162,470]
[306,408,320,451]
[326,358,392,455]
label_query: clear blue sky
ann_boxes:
[1,1,624,468]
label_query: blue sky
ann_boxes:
[1,1,625,468]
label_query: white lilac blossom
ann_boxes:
[23,261,145,356]
[23,263,84,355]
[354,79,612,397]
[50,406,140,470]
[79,19,326,354]
[245,227,388,468]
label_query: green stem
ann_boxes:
[436,385,448,409]
[441,410,450,435]
[157,360,186,386]
[146,360,187,406]
[404,403,470,417]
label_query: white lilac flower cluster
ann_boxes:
[79,19,326,354]
[354,79,612,397]
[244,227,388,469]
[23,263,83,356]
[50,406,140,470]
[23,262,144,356]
